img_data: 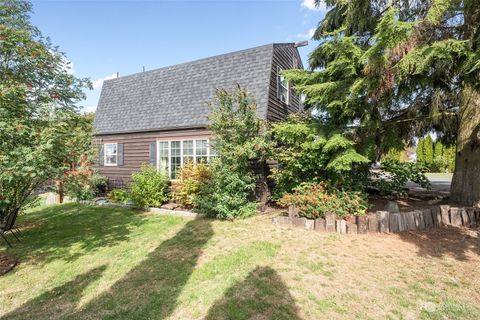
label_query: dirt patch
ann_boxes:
[368,190,449,213]
[0,255,18,276]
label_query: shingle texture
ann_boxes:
[94,44,275,134]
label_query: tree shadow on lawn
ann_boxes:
[206,266,302,320]
[3,203,149,265]
[3,218,213,319]
[2,265,107,320]
[396,226,480,261]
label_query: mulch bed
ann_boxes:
[0,255,18,276]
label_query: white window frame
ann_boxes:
[277,66,289,104]
[156,138,213,179]
[104,143,118,166]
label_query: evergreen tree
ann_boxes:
[434,141,444,159]
[286,0,480,205]
[416,138,425,164]
[423,136,434,168]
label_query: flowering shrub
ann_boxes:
[278,183,369,219]
[174,161,211,206]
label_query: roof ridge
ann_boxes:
[104,43,292,83]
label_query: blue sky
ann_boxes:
[30,0,326,112]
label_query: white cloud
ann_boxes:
[301,0,326,11]
[82,105,97,113]
[92,73,117,90]
[295,28,316,39]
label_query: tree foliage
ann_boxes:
[286,0,479,204]
[0,1,90,219]
[416,137,455,172]
[194,87,270,219]
[270,114,369,197]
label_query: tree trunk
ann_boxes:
[55,180,64,204]
[450,85,480,206]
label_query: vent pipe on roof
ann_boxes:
[116,72,119,78]
[294,41,308,48]
[143,66,145,72]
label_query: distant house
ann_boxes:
[93,43,304,187]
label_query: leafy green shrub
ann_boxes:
[278,183,369,219]
[193,87,270,219]
[129,164,170,207]
[194,160,257,219]
[174,161,211,206]
[64,172,108,201]
[108,189,129,203]
[373,160,431,196]
[270,114,370,198]
[90,173,108,195]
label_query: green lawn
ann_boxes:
[0,204,479,319]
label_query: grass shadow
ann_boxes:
[1,203,148,264]
[2,265,107,320]
[206,266,301,320]
[68,217,214,319]
[396,226,480,261]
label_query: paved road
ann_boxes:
[406,173,452,193]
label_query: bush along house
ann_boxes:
[93,43,304,188]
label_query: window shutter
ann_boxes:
[99,145,104,166]
[149,142,157,165]
[117,143,124,166]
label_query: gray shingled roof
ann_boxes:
[94,44,275,134]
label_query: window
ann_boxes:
[170,141,181,179]
[104,143,117,166]
[195,139,208,163]
[157,139,215,179]
[183,140,194,164]
[277,67,289,104]
[158,141,169,174]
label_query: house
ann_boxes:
[93,43,304,188]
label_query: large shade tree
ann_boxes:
[286,0,479,205]
[0,1,90,219]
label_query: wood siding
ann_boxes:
[94,44,303,187]
[267,44,304,122]
[94,128,211,188]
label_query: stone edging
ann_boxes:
[272,205,480,234]
[78,200,201,218]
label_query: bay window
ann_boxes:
[157,139,215,179]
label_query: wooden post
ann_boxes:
[336,220,346,234]
[414,210,426,230]
[325,213,336,232]
[314,218,326,232]
[367,213,378,233]
[346,223,357,234]
[423,209,434,228]
[461,208,470,226]
[432,206,441,226]
[356,215,368,234]
[439,205,450,225]
[450,207,462,226]
[377,211,390,233]
[389,213,401,233]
